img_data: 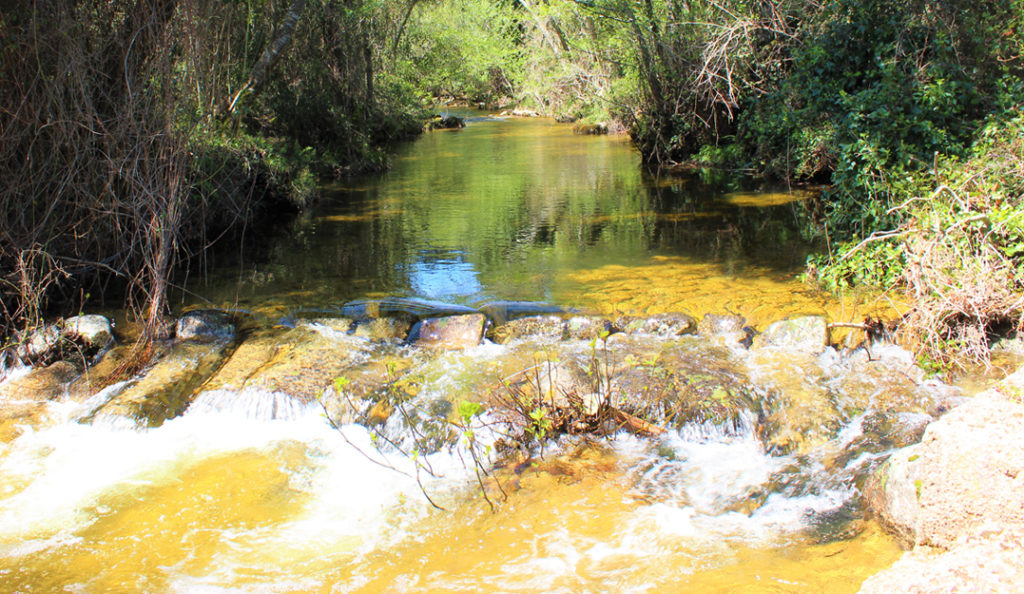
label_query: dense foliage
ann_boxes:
[0,0,426,343]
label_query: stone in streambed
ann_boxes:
[0,360,78,402]
[354,317,413,341]
[62,315,115,352]
[565,316,615,341]
[698,313,752,347]
[488,315,566,344]
[863,443,925,546]
[198,323,371,404]
[751,315,828,354]
[408,314,486,349]
[476,301,566,325]
[615,313,697,338]
[176,309,235,341]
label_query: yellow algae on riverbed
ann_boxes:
[720,190,816,208]
[560,254,905,332]
[0,447,308,592]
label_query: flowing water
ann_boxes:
[0,115,925,592]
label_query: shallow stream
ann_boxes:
[0,115,942,591]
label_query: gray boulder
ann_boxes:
[176,309,235,341]
[62,315,114,351]
[862,367,1024,591]
[14,324,63,363]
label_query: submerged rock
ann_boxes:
[565,316,614,341]
[176,309,235,341]
[748,349,840,455]
[751,315,828,354]
[615,313,697,338]
[477,301,566,325]
[613,337,757,432]
[354,317,413,341]
[489,315,566,344]
[0,360,78,402]
[342,297,476,321]
[697,313,751,347]
[826,344,959,416]
[408,314,487,349]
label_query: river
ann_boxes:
[0,115,926,591]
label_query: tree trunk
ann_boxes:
[226,0,307,114]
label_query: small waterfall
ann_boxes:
[675,408,759,442]
[187,387,321,421]
[0,355,29,389]
[69,381,131,424]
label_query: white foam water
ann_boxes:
[0,395,480,566]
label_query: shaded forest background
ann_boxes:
[2,0,1022,365]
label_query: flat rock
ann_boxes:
[0,361,78,402]
[198,324,370,403]
[87,340,230,428]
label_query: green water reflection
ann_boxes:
[184,115,817,314]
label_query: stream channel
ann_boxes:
[0,115,966,591]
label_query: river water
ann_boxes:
[0,116,914,591]
[188,115,890,328]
